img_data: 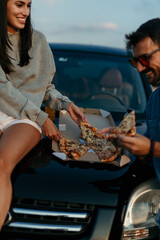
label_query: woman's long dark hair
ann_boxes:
[0,0,33,74]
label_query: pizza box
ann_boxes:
[52,108,130,167]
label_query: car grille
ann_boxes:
[3,198,95,238]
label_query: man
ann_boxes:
[100,18,160,181]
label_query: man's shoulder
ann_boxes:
[148,87,160,104]
[151,87,160,97]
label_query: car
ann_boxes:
[49,43,152,133]
[1,43,160,240]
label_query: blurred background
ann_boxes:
[31,0,160,49]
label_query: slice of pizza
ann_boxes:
[92,143,121,162]
[80,121,121,162]
[89,133,121,162]
[80,122,98,144]
[108,110,136,139]
[59,138,91,160]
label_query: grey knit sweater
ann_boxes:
[0,30,71,127]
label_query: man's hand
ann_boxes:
[68,102,87,126]
[99,128,152,157]
[42,117,62,141]
[116,133,151,156]
[99,127,116,139]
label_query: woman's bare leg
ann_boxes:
[0,123,41,230]
[0,130,3,138]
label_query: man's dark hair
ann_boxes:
[0,0,33,74]
[125,18,160,49]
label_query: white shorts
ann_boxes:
[0,111,42,134]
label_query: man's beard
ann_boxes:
[145,68,160,86]
[152,80,160,87]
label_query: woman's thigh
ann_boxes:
[0,123,41,173]
[0,130,3,137]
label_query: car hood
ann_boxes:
[12,140,132,207]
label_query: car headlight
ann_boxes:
[121,178,160,240]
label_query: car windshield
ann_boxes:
[52,50,147,120]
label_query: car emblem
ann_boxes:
[3,211,12,226]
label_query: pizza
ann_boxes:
[80,122,98,144]
[59,138,91,160]
[89,136,121,162]
[92,143,121,162]
[80,121,121,162]
[58,110,135,162]
[108,110,136,139]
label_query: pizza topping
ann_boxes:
[59,138,90,160]
[80,122,97,144]
[108,110,136,138]
[80,121,121,162]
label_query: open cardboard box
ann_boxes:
[52,108,130,167]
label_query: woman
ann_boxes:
[0,0,86,229]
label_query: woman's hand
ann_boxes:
[68,102,87,126]
[42,117,62,141]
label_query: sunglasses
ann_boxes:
[129,47,160,68]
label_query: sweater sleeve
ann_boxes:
[0,68,48,126]
[0,30,73,127]
[43,45,72,111]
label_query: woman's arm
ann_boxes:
[0,70,48,127]
[43,48,87,125]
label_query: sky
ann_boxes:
[31,0,160,49]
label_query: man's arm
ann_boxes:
[117,133,160,158]
[154,141,160,157]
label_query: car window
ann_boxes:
[51,50,147,117]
